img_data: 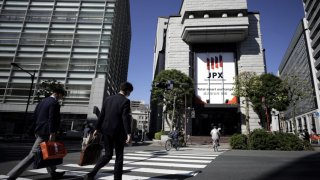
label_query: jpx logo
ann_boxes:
[207,55,223,79]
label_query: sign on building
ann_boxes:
[194,52,236,104]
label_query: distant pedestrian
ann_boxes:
[6,88,66,180]
[83,123,93,138]
[303,129,310,142]
[82,123,93,150]
[84,82,133,180]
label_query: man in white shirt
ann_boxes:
[210,126,220,148]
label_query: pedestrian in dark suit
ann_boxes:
[84,82,133,180]
[7,88,66,180]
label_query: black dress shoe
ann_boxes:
[51,171,65,179]
[83,173,95,180]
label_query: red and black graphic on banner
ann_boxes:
[206,55,223,70]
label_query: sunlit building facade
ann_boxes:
[151,0,266,136]
[0,0,131,134]
[278,0,320,134]
[278,20,320,134]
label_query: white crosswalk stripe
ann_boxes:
[2,148,225,179]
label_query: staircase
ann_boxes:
[188,136,230,145]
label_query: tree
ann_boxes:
[282,73,314,135]
[151,69,194,131]
[249,73,289,131]
[36,79,66,101]
[233,72,259,135]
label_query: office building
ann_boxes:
[278,1,320,134]
[303,0,320,76]
[151,0,266,136]
[0,0,131,134]
[131,100,150,134]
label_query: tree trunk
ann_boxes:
[292,104,297,135]
[265,107,270,131]
[245,97,250,135]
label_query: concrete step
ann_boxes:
[189,136,230,145]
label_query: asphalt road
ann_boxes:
[1,140,320,180]
[191,150,320,180]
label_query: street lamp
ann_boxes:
[11,63,36,135]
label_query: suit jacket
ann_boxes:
[96,94,132,139]
[34,96,61,137]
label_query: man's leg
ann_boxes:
[114,137,125,180]
[7,136,43,179]
[87,135,114,177]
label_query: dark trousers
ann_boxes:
[90,134,125,180]
[7,136,56,179]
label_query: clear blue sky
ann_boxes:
[128,0,304,104]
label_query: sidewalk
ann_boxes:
[148,139,320,151]
[149,139,231,149]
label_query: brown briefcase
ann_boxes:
[78,135,102,166]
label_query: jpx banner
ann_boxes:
[194,52,236,104]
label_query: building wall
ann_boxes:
[153,17,168,79]
[238,13,265,74]
[165,16,190,75]
[180,0,247,16]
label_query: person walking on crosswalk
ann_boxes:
[84,82,133,180]
[6,88,66,180]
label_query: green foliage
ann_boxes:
[251,73,289,111]
[36,79,66,101]
[231,129,313,151]
[273,132,310,151]
[233,72,258,98]
[234,73,289,131]
[154,131,163,140]
[230,134,248,149]
[233,72,259,134]
[249,129,273,150]
[151,69,194,130]
[231,129,315,151]
[249,74,289,130]
[247,129,313,151]
[151,69,194,105]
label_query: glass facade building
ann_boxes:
[303,0,320,83]
[278,21,318,133]
[278,0,320,134]
[0,0,131,134]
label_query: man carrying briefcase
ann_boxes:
[6,88,66,180]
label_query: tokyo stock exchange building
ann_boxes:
[151,0,266,136]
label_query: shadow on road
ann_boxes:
[256,152,320,180]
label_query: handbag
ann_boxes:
[33,147,63,169]
[78,134,103,166]
[40,141,67,160]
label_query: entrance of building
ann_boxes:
[192,106,240,136]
